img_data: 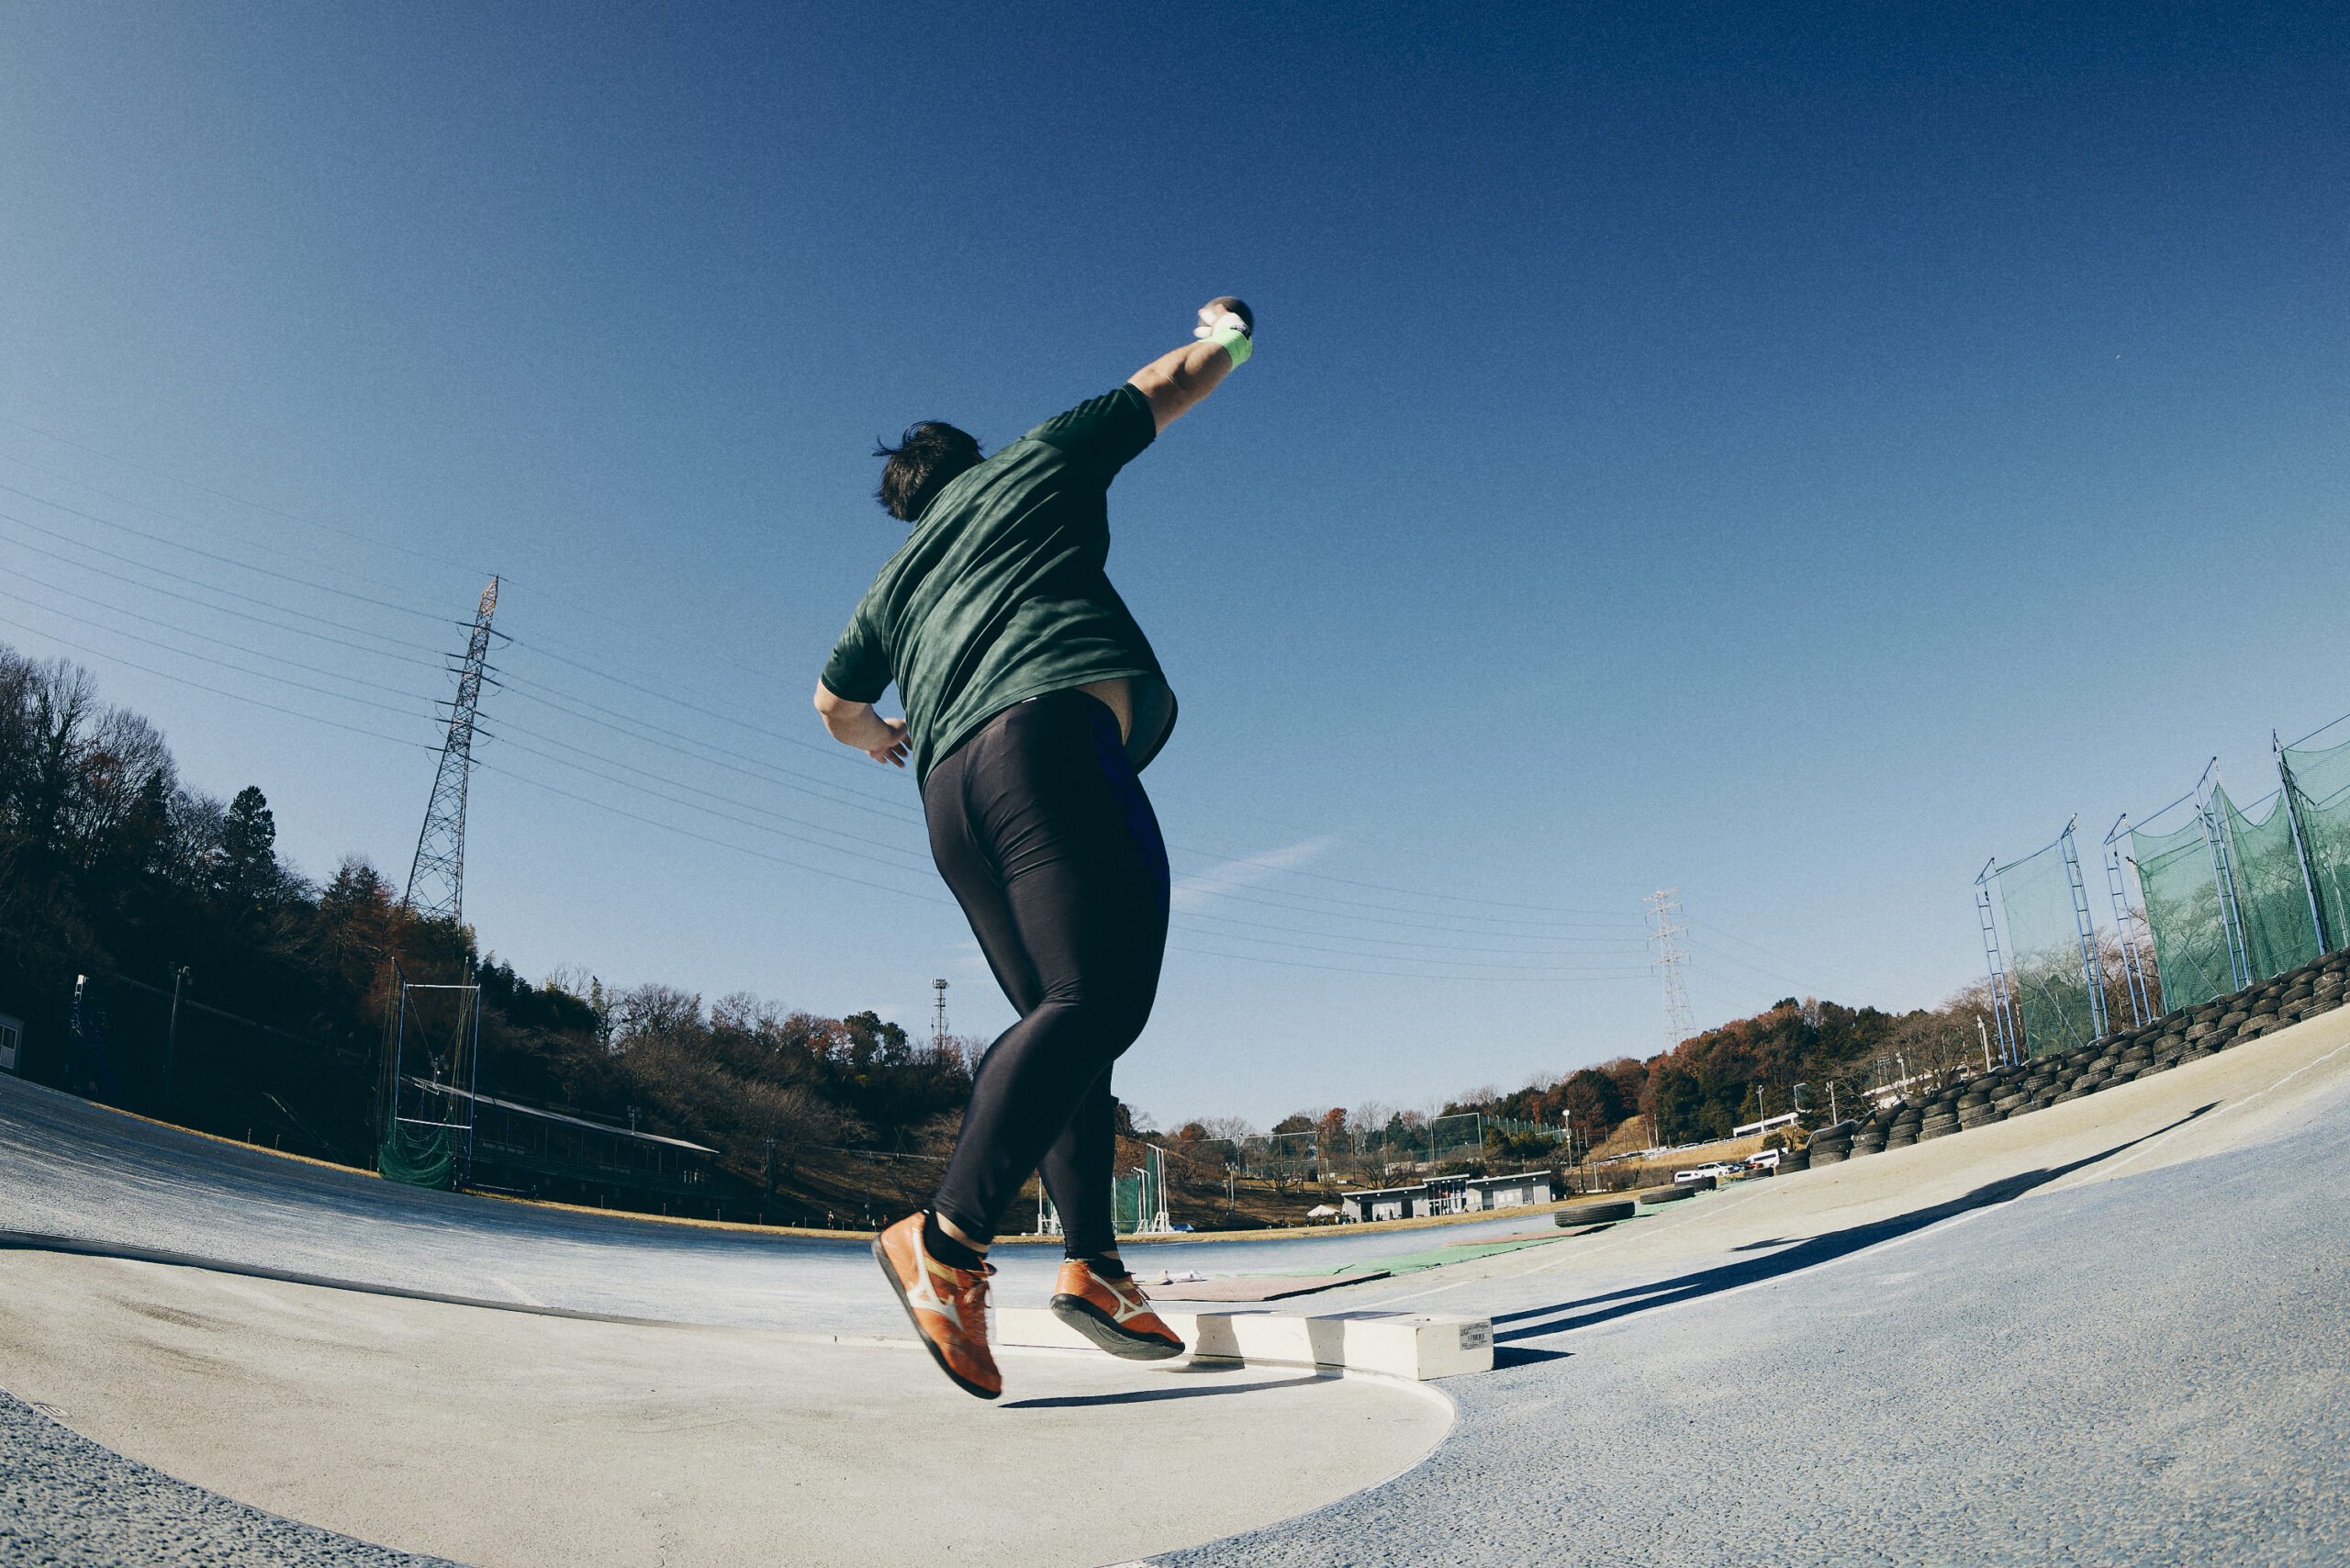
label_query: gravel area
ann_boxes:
[0,1391,453,1566]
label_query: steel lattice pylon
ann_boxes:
[404,577,501,925]
[1645,888,1695,1054]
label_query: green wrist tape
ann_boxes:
[1211,324,1253,366]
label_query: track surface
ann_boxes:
[0,1082,1548,1331]
[6,1009,2349,1565]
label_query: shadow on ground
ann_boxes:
[1494,1104,2215,1344]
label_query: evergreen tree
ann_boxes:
[217,785,277,905]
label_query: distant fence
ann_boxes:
[1182,1112,1572,1191]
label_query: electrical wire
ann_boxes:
[0,587,438,724]
[0,571,448,707]
[0,476,454,628]
[0,445,476,617]
[0,610,434,754]
[0,426,1785,984]
[0,506,445,658]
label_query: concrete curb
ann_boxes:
[998,1304,1493,1380]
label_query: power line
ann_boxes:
[0,610,434,755]
[0,588,439,725]
[0,570,445,704]
[0,414,483,575]
[0,506,445,657]
[0,524,446,671]
[0,475,453,627]
[0,445,474,616]
[0,430,1828,983]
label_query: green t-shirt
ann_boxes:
[821,383,1178,789]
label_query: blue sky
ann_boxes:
[1,4,2344,1127]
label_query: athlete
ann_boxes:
[815,297,1255,1398]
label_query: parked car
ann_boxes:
[1674,1161,1735,1185]
[1743,1149,1783,1171]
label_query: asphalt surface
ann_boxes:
[1159,1062,2350,1566]
[5,1010,2348,1566]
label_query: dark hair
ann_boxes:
[874,421,983,521]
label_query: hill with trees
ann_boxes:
[0,643,979,1217]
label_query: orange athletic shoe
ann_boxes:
[874,1213,1002,1400]
[1050,1259,1185,1361]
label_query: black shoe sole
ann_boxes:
[1050,1293,1186,1361]
[874,1235,1000,1399]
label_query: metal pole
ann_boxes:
[2061,819,2109,1042]
[2199,763,2254,991]
[2277,734,2335,956]
[71,974,85,1090]
[2103,815,2154,1026]
[464,974,485,1185]
[162,964,189,1113]
[1975,860,2022,1063]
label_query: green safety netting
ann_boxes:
[378,1122,454,1189]
[1111,1173,1145,1234]
[2214,785,2322,980]
[1996,831,2101,1058]
[2131,814,2236,1012]
[2281,734,2350,956]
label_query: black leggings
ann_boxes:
[923,689,1170,1257]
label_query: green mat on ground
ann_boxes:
[1247,1235,1568,1279]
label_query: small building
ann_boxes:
[1339,1169,1555,1224]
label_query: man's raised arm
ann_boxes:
[1127,297,1255,433]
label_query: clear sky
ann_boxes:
[1,4,2344,1128]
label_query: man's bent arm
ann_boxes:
[814,681,910,767]
[1128,296,1253,432]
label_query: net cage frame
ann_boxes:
[2123,771,2244,1012]
[1036,1142,1174,1237]
[377,961,486,1190]
[1982,818,2109,1060]
[2277,719,2350,959]
[2212,780,2323,982]
[2111,740,2347,1017]
[2101,813,2156,1027]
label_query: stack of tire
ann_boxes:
[1850,1114,1888,1157]
[1804,1120,1854,1166]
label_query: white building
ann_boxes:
[1339,1170,1555,1224]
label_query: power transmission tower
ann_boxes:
[931,979,949,1052]
[1645,888,1696,1053]
[404,577,502,925]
